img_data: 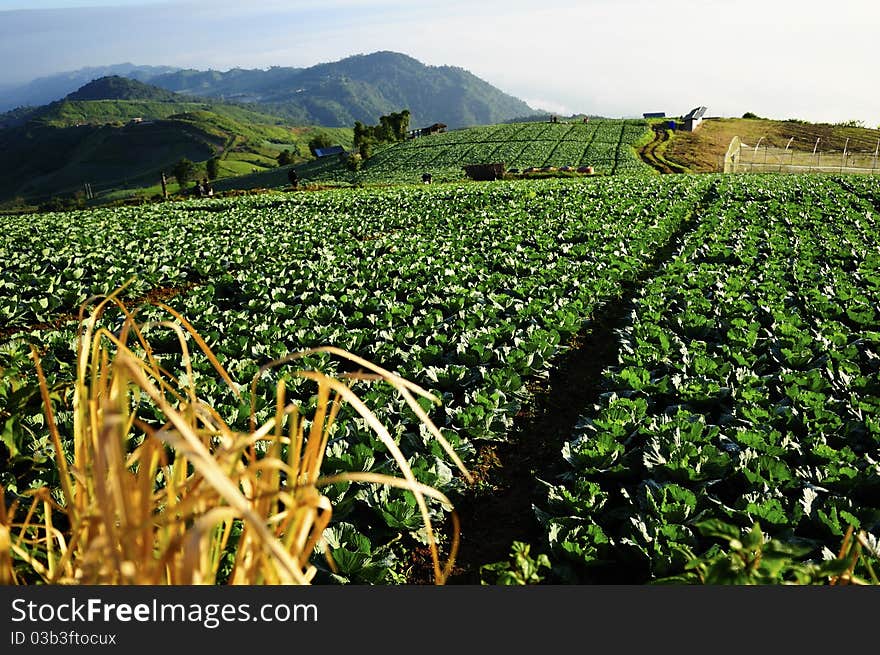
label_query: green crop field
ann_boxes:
[281,119,654,186]
[1,174,878,584]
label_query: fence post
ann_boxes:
[783,138,794,174]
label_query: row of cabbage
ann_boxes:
[539,175,880,582]
[2,176,708,582]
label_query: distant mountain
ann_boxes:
[148,51,533,128]
[1,52,534,129]
[0,64,180,111]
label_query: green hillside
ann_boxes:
[0,75,355,204]
[26,89,290,132]
[0,119,218,202]
[0,106,352,204]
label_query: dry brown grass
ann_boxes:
[0,289,470,585]
[665,118,880,173]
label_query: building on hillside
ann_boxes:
[643,112,666,119]
[683,106,707,132]
[408,123,447,139]
[314,145,346,158]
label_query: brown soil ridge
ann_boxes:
[638,127,677,174]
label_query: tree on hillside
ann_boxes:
[171,158,195,187]
[384,109,411,141]
[206,157,220,180]
[353,110,410,159]
[277,149,295,166]
[353,121,373,159]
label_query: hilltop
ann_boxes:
[7,76,293,130]
[149,51,534,128]
[63,75,180,102]
[0,63,180,112]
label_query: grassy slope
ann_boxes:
[0,100,353,203]
[664,118,880,173]
[0,120,219,201]
[30,98,292,129]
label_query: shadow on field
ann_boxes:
[446,196,710,584]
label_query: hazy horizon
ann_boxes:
[1,0,878,124]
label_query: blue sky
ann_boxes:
[0,1,166,7]
[1,0,878,124]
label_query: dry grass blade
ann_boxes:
[1,296,469,586]
[249,348,473,583]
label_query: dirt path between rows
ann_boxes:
[638,127,680,174]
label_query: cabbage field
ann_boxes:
[2,173,879,583]
[292,119,652,185]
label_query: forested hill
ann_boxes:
[63,76,181,102]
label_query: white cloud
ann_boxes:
[523,99,570,115]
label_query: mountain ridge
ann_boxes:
[0,52,534,128]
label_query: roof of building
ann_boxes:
[314,145,345,157]
[684,106,707,121]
